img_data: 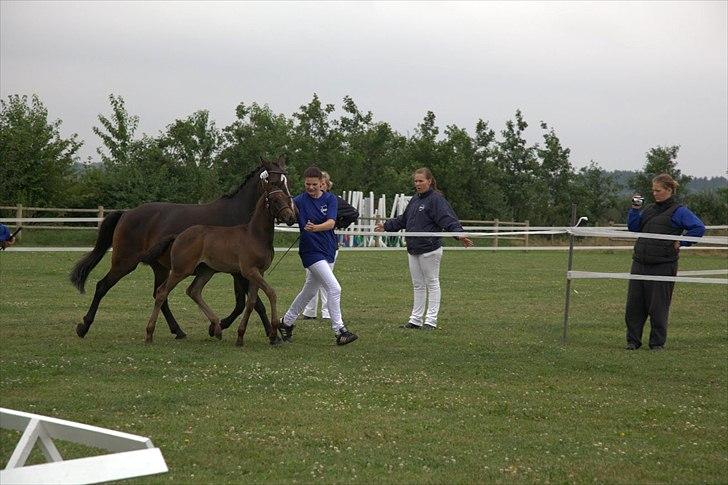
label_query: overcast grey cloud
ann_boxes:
[1,0,726,177]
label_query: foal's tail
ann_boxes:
[69,211,124,294]
[140,235,176,265]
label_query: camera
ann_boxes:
[632,195,644,207]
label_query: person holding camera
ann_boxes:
[624,173,705,351]
[374,167,473,330]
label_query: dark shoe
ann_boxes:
[279,318,295,342]
[423,324,436,331]
[400,322,422,329]
[650,345,665,351]
[624,343,639,350]
[302,315,316,320]
[336,329,358,346]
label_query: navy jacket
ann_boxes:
[383,189,464,255]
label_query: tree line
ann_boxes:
[1,93,726,225]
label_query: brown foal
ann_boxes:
[142,173,296,346]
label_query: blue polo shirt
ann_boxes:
[0,224,11,242]
[294,191,338,268]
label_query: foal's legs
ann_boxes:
[77,257,138,338]
[220,274,273,338]
[150,261,187,339]
[146,272,186,343]
[241,268,280,345]
[182,269,223,340]
[235,283,259,347]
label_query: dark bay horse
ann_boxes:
[70,156,292,340]
[142,174,296,346]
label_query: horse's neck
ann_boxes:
[214,180,260,224]
[248,196,274,244]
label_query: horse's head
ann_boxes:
[260,156,297,226]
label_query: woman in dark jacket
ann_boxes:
[624,173,705,351]
[375,167,472,330]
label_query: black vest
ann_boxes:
[633,197,683,264]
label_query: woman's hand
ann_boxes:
[458,236,473,248]
[374,223,384,233]
[304,221,317,232]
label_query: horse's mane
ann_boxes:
[221,165,262,199]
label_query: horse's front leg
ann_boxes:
[220,273,246,330]
[235,285,258,347]
[151,262,186,339]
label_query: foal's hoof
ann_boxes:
[235,338,244,347]
[208,323,222,338]
[75,324,88,338]
[174,330,187,340]
[145,336,154,344]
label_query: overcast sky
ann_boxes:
[1,1,726,177]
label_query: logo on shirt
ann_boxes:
[418,204,425,212]
[320,204,328,215]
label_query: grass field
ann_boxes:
[0,249,726,483]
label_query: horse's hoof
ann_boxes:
[76,324,87,338]
[215,333,222,341]
[175,332,187,340]
[145,337,153,344]
[235,339,244,347]
[270,336,283,346]
[208,324,217,337]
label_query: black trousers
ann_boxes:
[624,260,678,348]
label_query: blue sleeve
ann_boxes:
[627,208,642,232]
[0,224,10,242]
[432,195,464,233]
[325,192,337,222]
[672,206,705,246]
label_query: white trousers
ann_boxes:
[303,254,338,318]
[284,259,344,333]
[407,247,443,327]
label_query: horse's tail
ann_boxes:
[140,235,176,265]
[69,211,124,294]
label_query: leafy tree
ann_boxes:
[493,110,542,222]
[160,110,221,202]
[93,94,138,167]
[536,122,574,224]
[630,145,692,200]
[218,102,294,191]
[0,94,82,206]
[572,162,623,224]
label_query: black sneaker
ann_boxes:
[400,322,422,329]
[423,324,436,331]
[624,343,639,350]
[302,315,316,320]
[650,345,665,351]
[279,318,295,342]
[336,329,358,346]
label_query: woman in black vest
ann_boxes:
[624,173,705,351]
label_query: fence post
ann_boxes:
[493,219,499,248]
[97,206,104,228]
[15,204,23,240]
[562,204,578,344]
[524,220,529,247]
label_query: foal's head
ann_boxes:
[259,160,297,226]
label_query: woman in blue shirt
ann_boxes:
[375,167,473,330]
[624,173,705,351]
[278,167,358,346]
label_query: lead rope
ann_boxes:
[268,234,300,275]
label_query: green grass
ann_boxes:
[0,249,726,483]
